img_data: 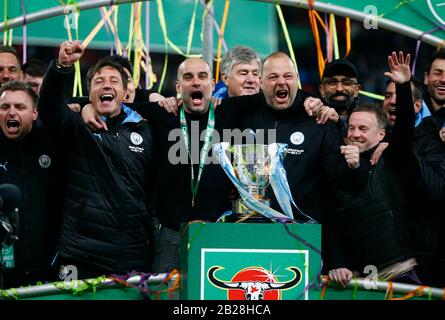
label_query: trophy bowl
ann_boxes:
[229,144,271,221]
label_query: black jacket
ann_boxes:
[327,82,417,271]
[128,99,260,230]
[38,61,156,274]
[0,121,64,283]
[219,92,353,223]
[408,116,445,278]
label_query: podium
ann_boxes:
[179,222,321,300]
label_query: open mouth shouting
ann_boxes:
[275,87,289,105]
[6,118,20,135]
[99,93,115,104]
[190,90,204,107]
[388,107,396,122]
[96,92,118,114]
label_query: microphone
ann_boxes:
[0,184,21,246]
[0,184,21,213]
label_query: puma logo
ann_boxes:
[0,162,7,172]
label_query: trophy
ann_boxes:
[213,143,295,223]
[231,144,271,220]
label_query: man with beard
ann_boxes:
[82,55,327,272]
[317,59,361,136]
[227,52,353,224]
[319,59,360,115]
[423,50,445,131]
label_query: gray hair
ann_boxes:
[220,46,261,77]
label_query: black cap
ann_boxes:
[322,58,358,80]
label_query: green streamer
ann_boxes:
[186,0,199,55]
[359,90,384,101]
[275,4,302,89]
[0,287,20,300]
[351,277,359,300]
[156,0,169,93]
[331,14,339,60]
[3,0,8,45]
[127,3,135,60]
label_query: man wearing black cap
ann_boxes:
[319,58,361,118]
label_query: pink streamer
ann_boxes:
[199,0,228,53]
[99,7,114,55]
[411,27,443,75]
[20,0,27,63]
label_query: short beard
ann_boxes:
[430,92,445,109]
[324,94,357,114]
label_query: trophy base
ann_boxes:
[224,199,272,223]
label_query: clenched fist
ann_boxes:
[340,145,360,169]
[58,40,85,67]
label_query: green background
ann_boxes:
[0,0,277,56]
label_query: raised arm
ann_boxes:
[38,40,85,132]
[384,51,415,162]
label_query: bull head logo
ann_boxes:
[208,266,302,300]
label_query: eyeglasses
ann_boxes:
[322,78,358,87]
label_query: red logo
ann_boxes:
[208,266,302,300]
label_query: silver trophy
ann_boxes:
[214,142,295,222]
[230,144,271,219]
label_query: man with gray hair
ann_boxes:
[214,46,261,98]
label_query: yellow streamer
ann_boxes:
[126,3,136,60]
[156,0,169,93]
[359,90,384,101]
[7,29,12,46]
[215,0,230,83]
[168,39,201,57]
[132,3,143,87]
[63,2,82,97]
[82,6,115,48]
[330,14,339,60]
[275,4,301,89]
[113,5,122,55]
[3,0,8,46]
[186,0,200,56]
[74,7,82,97]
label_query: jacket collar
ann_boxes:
[100,103,143,124]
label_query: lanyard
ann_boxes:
[179,104,215,207]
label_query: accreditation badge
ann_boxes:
[0,244,15,268]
